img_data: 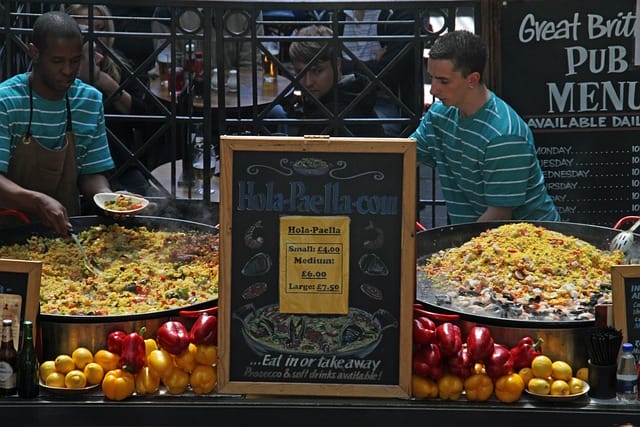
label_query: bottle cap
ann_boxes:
[622,342,633,351]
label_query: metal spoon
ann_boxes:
[610,219,640,252]
[69,227,101,275]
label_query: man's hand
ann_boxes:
[33,193,72,235]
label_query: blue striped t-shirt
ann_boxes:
[411,91,559,224]
[0,73,114,175]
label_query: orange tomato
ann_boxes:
[102,369,135,401]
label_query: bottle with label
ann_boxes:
[16,321,38,398]
[616,342,638,402]
[0,319,17,396]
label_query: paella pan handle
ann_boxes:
[0,209,30,224]
[179,306,218,317]
[413,304,460,322]
[232,303,257,328]
[613,216,640,230]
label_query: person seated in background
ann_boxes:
[0,11,116,234]
[286,25,385,138]
[65,4,159,196]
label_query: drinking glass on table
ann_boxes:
[262,41,279,83]
[192,138,217,195]
[157,47,171,88]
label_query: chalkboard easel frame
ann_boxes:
[217,135,416,398]
[0,259,42,348]
[612,264,640,355]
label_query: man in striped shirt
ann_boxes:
[411,30,559,224]
[0,11,115,235]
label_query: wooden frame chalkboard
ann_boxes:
[612,265,640,359]
[0,259,41,349]
[217,135,415,398]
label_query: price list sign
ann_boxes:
[500,0,639,226]
[217,135,416,398]
[279,216,349,314]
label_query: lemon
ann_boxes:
[54,354,75,374]
[518,367,534,386]
[531,355,553,378]
[45,372,66,388]
[568,377,585,394]
[576,367,589,382]
[71,347,94,370]
[39,360,57,381]
[65,369,87,389]
[551,360,572,381]
[550,379,570,396]
[84,362,104,386]
[528,377,551,395]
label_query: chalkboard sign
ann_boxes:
[0,259,41,348]
[612,265,640,359]
[217,135,415,398]
[500,0,639,226]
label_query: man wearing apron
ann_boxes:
[0,11,116,235]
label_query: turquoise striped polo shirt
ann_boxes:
[411,91,559,224]
[0,73,114,175]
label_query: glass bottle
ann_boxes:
[0,319,17,396]
[16,321,39,398]
[616,342,638,402]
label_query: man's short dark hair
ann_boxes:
[289,25,338,65]
[428,30,487,79]
[32,11,82,52]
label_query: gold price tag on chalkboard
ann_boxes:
[279,216,349,314]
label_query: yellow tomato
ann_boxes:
[174,343,197,374]
[162,367,190,394]
[495,373,525,403]
[411,374,438,399]
[531,355,553,378]
[437,373,464,401]
[94,349,120,372]
[463,373,494,401]
[194,344,218,366]
[190,364,217,394]
[527,377,551,395]
[551,360,572,381]
[102,369,135,401]
[71,347,94,370]
[147,349,174,378]
[135,366,160,395]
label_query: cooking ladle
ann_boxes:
[610,216,640,253]
[69,227,102,275]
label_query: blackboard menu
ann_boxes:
[217,136,415,398]
[500,0,639,226]
[613,265,640,358]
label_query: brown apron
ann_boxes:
[6,86,80,220]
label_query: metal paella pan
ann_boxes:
[416,220,627,328]
[0,215,220,359]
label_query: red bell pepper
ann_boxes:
[447,347,473,379]
[484,344,514,379]
[119,330,146,374]
[412,343,444,381]
[466,326,495,362]
[190,313,218,346]
[413,317,436,346]
[107,330,127,355]
[435,322,462,357]
[510,336,544,370]
[157,320,191,355]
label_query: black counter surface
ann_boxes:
[3,391,640,427]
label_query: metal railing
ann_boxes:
[1,1,480,227]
